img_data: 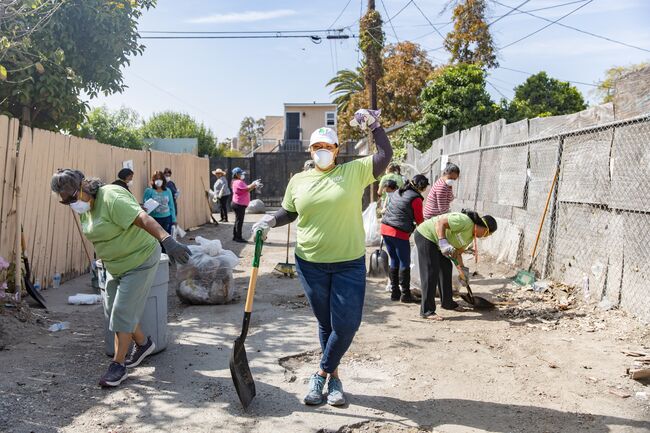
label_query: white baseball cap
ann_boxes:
[309,127,338,147]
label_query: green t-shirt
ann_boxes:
[379,173,404,201]
[81,185,158,276]
[282,156,375,263]
[416,212,475,250]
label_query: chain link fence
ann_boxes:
[405,114,650,322]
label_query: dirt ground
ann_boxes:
[0,212,648,433]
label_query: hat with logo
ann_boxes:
[309,127,338,147]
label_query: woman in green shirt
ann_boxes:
[414,210,497,321]
[252,109,391,407]
[51,169,191,387]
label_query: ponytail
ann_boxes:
[462,209,498,233]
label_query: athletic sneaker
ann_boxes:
[125,336,156,368]
[99,362,128,387]
[303,373,326,405]
[327,377,347,406]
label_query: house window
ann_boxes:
[326,111,336,126]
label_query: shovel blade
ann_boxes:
[460,293,495,309]
[229,336,256,409]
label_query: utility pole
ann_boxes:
[368,0,377,110]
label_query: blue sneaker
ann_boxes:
[125,336,156,368]
[327,377,346,406]
[99,361,128,387]
[303,373,326,405]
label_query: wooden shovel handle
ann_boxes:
[244,230,263,313]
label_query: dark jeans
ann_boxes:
[153,215,173,235]
[154,215,173,254]
[295,255,366,373]
[382,235,411,271]
[414,231,455,316]
[232,203,247,240]
[219,195,230,221]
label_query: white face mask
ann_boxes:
[313,149,334,170]
[445,179,456,187]
[165,176,171,182]
[154,179,163,187]
[70,200,91,214]
[127,180,133,187]
[240,175,246,180]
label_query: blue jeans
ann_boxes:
[382,235,411,271]
[295,255,366,373]
[153,215,173,235]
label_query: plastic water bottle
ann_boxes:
[34,279,41,292]
[53,272,61,289]
[48,322,70,332]
[582,275,590,302]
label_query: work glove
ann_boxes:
[161,236,192,265]
[251,214,276,240]
[458,266,470,284]
[349,108,381,131]
[438,238,456,258]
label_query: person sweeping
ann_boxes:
[252,109,391,406]
[414,210,497,321]
[51,169,191,387]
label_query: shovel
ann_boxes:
[274,223,296,277]
[368,237,389,277]
[451,258,495,309]
[230,230,263,409]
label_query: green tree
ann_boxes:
[327,67,365,114]
[505,71,586,122]
[141,111,219,157]
[237,116,264,152]
[594,62,649,103]
[75,106,144,149]
[336,41,435,154]
[444,0,498,69]
[0,0,156,131]
[399,63,500,151]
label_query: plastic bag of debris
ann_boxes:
[363,202,381,246]
[176,236,239,304]
[247,199,266,214]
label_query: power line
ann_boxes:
[411,0,445,39]
[492,0,650,54]
[498,66,598,87]
[499,0,593,50]
[140,29,345,34]
[380,0,399,43]
[329,0,354,29]
[487,0,531,26]
[486,79,511,101]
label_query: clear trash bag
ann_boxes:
[176,236,239,304]
[363,202,381,246]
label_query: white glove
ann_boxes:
[438,238,455,258]
[251,214,276,240]
[349,108,381,131]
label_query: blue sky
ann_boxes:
[93,0,650,139]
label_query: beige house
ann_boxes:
[256,102,337,152]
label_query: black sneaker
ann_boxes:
[99,361,128,387]
[234,238,247,243]
[125,336,156,368]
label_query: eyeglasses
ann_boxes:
[59,189,79,205]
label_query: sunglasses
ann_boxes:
[59,189,79,205]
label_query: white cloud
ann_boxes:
[187,9,297,24]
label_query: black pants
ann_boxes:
[414,231,455,316]
[232,203,247,240]
[219,195,230,221]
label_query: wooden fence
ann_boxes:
[0,115,211,287]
